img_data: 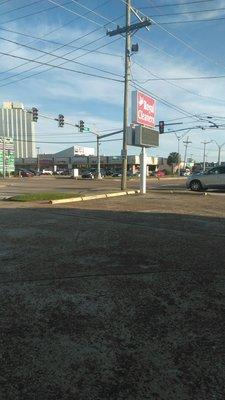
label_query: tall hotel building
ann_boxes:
[0,101,36,158]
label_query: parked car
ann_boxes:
[105,170,114,176]
[127,171,140,178]
[19,170,34,177]
[81,172,94,179]
[155,170,166,177]
[41,169,53,175]
[28,169,41,176]
[112,171,122,177]
[180,169,190,177]
[55,169,70,175]
[186,165,225,191]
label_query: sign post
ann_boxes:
[140,147,147,194]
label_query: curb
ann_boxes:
[148,189,211,196]
[49,190,140,205]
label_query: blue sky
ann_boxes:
[1,0,225,162]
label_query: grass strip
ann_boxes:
[8,192,81,202]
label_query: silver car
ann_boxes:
[186,166,225,191]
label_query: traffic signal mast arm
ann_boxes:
[37,113,84,130]
[97,129,123,139]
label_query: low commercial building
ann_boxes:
[15,146,158,173]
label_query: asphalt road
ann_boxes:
[0,190,225,399]
[0,176,186,198]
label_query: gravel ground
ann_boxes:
[0,191,225,400]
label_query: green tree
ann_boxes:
[167,152,181,174]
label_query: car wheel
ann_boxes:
[190,180,202,191]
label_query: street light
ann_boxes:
[211,140,225,165]
[201,140,212,171]
[171,129,192,175]
[89,127,101,180]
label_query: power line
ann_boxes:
[131,81,203,120]
[47,0,105,28]
[0,35,122,78]
[0,3,123,86]
[133,74,225,81]
[0,0,112,62]
[0,0,15,6]
[141,8,224,70]
[160,15,225,24]
[132,61,225,104]
[0,35,122,88]
[139,0,217,9]
[0,26,122,58]
[69,0,115,25]
[150,6,225,18]
[0,0,111,67]
[0,0,44,17]
[0,0,74,25]
[10,138,123,144]
[0,50,124,83]
[67,0,215,119]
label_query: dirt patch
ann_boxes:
[0,192,225,399]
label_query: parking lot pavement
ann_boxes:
[0,192,225,399]
[0,176,186,198]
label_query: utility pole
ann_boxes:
[107,1,151,190]
[121,0,131,190]
[183,136,192,168]
[201,140,212,171]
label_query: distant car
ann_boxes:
[28,169,40,176]
[19,170,34,177]
[81,172,94,179]
[112,172,122,177]
[186,165,225,191]
[105,170,114,176]
[155,170,165,177]
[56,169,70,175]
[41,169,53,175]
[93,171,105,178]
[127,171,140,178]
[180,169,190,177]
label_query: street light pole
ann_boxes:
[211,140,225,165]
[36,146,40,173]
[201,140,212,171]
[173,129,191,175]
[90,129,123,180]
[183,136,192,169]
[96,136,101,180]
[2,136,5,179]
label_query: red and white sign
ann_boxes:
[132,90,156,128]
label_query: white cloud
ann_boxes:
[0,16,225,161]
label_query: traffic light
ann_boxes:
[79,120,85,132]
[159,120,164,134]
[32,107,38,122]
[58,114,64,127]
